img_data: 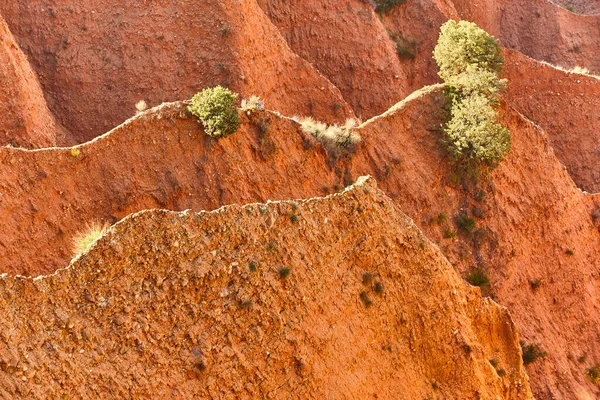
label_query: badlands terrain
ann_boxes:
[0,0,599,399]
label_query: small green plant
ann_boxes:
[69,148,81,157]
[578,353,587,363]
[188,86,240,138]
[455,213,476,233]
[520,341,547,365]
[72,221,109,256]
[466,268,489,288]
[489,358,499,368]
[566,249,575,256]
[249,261,258,272]
[587,364,600,384]
[373,0,407,13]
[443,226,456,239]
[279,267,291,278]
[362,272,374,285]
[268,241,276,252]
[530,279,542,291]
[360,291,373,307]
[389,31,416,60]
[436,212,448,224]
[374,281,384,294]
[290,214,299,223]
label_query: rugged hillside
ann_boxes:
[550,0,600,15]
[447,0,600,73]
[0,177,532,398]
[503,49,600,193]
[0,1,352,142]
[0,15,70,148]
[0,103,345,276]
[352,86,600,399]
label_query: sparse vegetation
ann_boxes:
[360,291,373,307]
[434,20,510,170]
[72,221,109,256]
[587,364,600,384]
[389,31,416,60]
[241,95,265,114]
[279,267,291,278]
[295,117,361,156]
[374,281,384,294]
[530,279,542,291]
[362,272,374,285]
[249,261,258,272]
[69,148,81,157]
[566,249,575,256]
[520,341,547,365]
[189,86,240,138]
[455,213,476,233]
[443,226,456,239]
[466,268,490,288]
[373,0,407,14]
[290,214,299,223]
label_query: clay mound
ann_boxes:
[503,49,600,193]
[0,103,348,276]
[447,0,600,73]
[256,0,409,120]
[549,0,600,15]
[0,15,70,148]
[352,87,600,398]
[0,177,532,398]
[0,1,353,143]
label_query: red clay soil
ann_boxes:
[0,104,347,276]
[549,0,600,15]
[0,178,533,398]
[0,85,598,397]
[0,15,71,148]
[503,49,600,194]
[255,0,411,120]
[0,1,352,143]
[352,86,600,399]
[447,0,600,73]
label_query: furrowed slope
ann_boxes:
[0,103,345,276]
[0,178,532,399]
[0,1,352,143]
[352,86,600,399]
[255,0,410,119]
[503,49,600,193]
[448,0,600,73]
[0,14,70,148]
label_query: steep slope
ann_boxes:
[0,103,345,276]
[0,1,352,143]
[0,178,532,398]
[503,49,600,193]
[0,14,70,148]
[448,0,600,73]
[255,0,409,119]
[549,0,600,15]
[352,86,600,399]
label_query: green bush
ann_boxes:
[520,341,547,365]
[587,364,600,384]
[189,86,240,138]
[433,20,510,170]
[374,0,407,14]
[444,94,511,166]
[433,20,504,82]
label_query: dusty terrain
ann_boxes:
[0,0,600,398]
[0,178,533,398]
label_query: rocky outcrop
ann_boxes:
[0,177,532,398]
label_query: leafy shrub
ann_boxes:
[444,94,511,166]
[520,341,547,365]
[389,31,416,60]
[189,86,240,138]
[433,20,504,82]
[434,20,510,170]
[72,221,109,256]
